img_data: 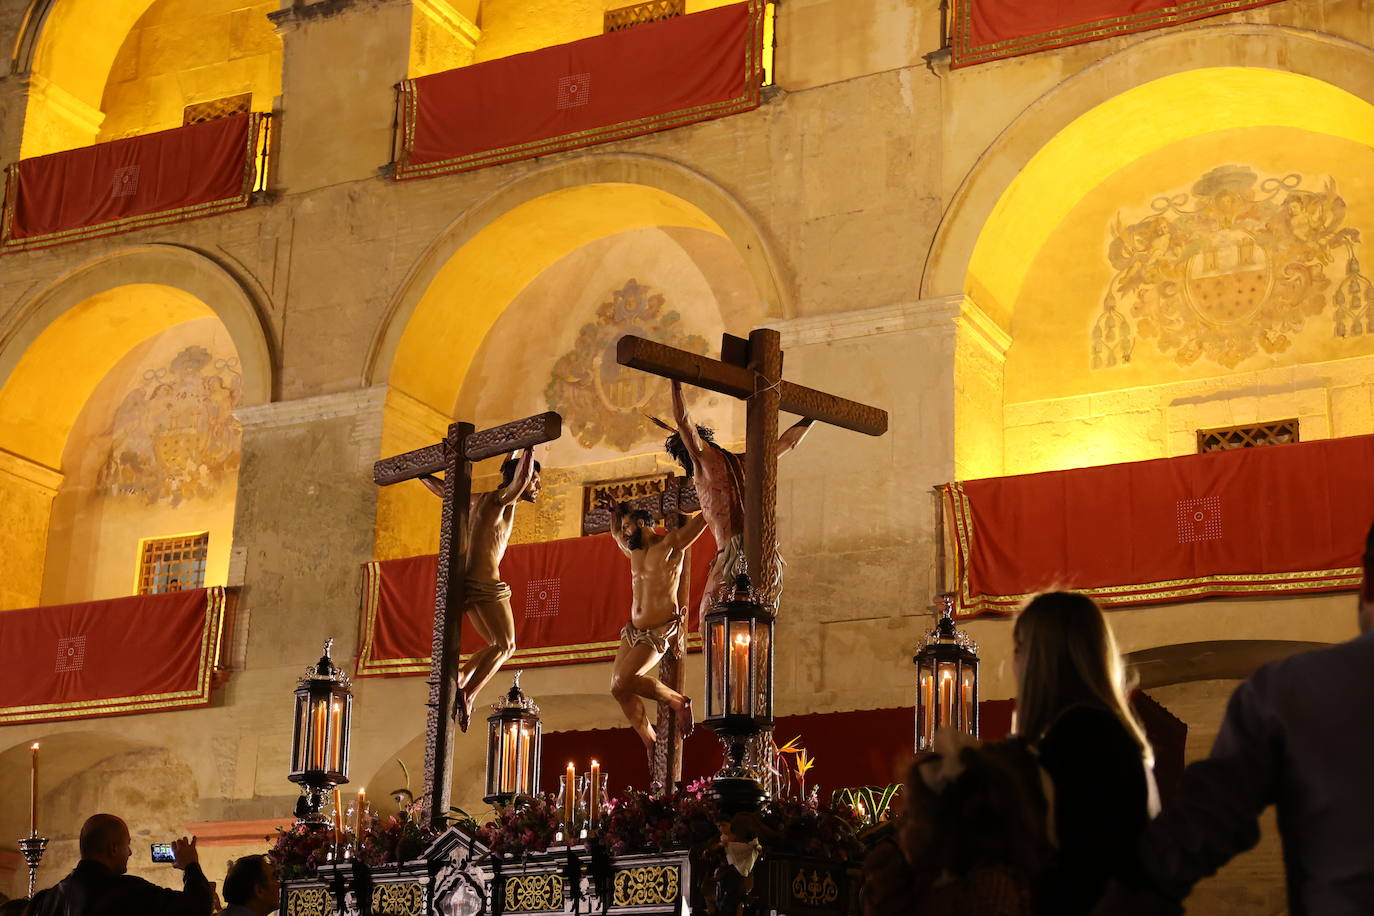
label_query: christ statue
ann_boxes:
[422,449,540,731]
[600,494,708,755]
[664,379,812,620]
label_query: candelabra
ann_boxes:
[18,832,48,898]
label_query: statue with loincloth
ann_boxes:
[600,494,709,758]
[422,449,540,731]
[662,380,812,621]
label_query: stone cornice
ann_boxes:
[185,817,294,847]
[269,0,406,31]
[234,385,387,430]
[765,295,965,348]
[0,447,63,492]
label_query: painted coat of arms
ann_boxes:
[97,345,242,506]
[545,279,708,451]
[1093,165,1371,369]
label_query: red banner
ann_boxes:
[357,532,718,676]
[2,113,262,252]
[0,588,229,724]
[946,435,1374,617]
[950,0,1285,69]
[395,2,765,180]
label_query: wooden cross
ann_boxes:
[618,327,887,601]
[373,411,562,830]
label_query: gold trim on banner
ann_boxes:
[1,114,262,253]
[395,0,765,181]
[950,0,1284,67]
[944,482,1363,618]
[0,587,229,724]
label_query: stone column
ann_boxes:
[268,0,413,193]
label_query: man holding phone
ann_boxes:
[28,813,213,916]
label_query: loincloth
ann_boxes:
[465,578,512,603]
[707,534,783,606]
[620,610,684,656]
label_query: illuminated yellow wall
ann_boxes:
[98,0,281,141]
[997,126,1374,475]
[379,224,759,559]
[42,318,241,604]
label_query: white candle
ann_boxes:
[29,743,39,835]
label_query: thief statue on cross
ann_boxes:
[661,379,813,621]
[599,492,709,758]
[421,448,541,731]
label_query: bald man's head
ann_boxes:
[79,814,132,874]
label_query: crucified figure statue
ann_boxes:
[599,494,709,757]
[663,380,812,622]
[422,448,540,731]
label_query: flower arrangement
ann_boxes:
[358,814,439,868]
[267,814,439,879]
[267,823,337,880]
[477,794,561,858]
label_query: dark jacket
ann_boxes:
[1138,631,1374,915]
[1038,704,1152,916]
[28,859,212,916]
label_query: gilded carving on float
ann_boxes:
[1093,165,1372,369]
[611,864,680,906]
[97,345,242,506]
[545,279,708,452]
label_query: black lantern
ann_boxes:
[913,595,979,752]
[703,574,774,813]
[484,672,542,807]
[289,638,353,825]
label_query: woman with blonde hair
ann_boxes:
[1013,591,1157,915]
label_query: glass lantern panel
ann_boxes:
[501,720,521,795]
[515,722,533,796]
[727,619,752,716]
[327,697,346,774]
[960,666,976,733]
[485,718,500,798]
[307,694,330,772]
[917,666,934,750]
[752,623,772,719]
[937,661,957,732]
[707,619,725,717]
[291,693,307,771]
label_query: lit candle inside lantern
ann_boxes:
[589,759,601,824]
[329,700,342,770]
[730,632,751,714]
[940,670,953,728]
[355,788,365,839]
[515,726,530,794]
[503,723,519,794]
[564,762,576,829]
[919,674,934,745]
[312,701,327,770]
[29,743,39,835]
[961,671,974,731]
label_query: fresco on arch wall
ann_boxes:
[96,345,242,507]
[1093,164,1372,370]
[544,278,710,452]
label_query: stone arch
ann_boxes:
[923,23,1374,315]
[0,245,274,608]
[367,153,790,404]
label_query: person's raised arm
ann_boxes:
[419,474,444,498]
[666,511,710,551]
[776,417,815,458]
[671,380,705,462]
[495,449,535,505]
[600,495,631,556]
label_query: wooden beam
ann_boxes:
[617,336,888,436]
[744,328,781,604]
[373,443,447,486]
[372,412,562,486]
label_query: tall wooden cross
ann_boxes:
[373,411,562,829]
[618,327,888,606]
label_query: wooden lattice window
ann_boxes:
[183,93,252,126]
[1196,419,1300,453]
[604,0,684,32]
[137,533,209,595]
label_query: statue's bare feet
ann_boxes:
[454,688,472,733]
[676,697,694,738]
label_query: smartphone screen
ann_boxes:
[150,843,175,863]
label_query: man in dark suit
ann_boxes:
[1106,521,1374,915]
[28,814,212,916]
